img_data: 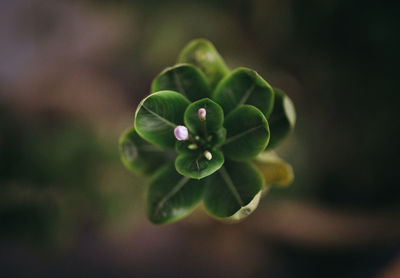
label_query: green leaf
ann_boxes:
[213,68,275,117]
[147,163,205,224]
[203,160,264,219]
[211,127,227,146]
[253,151,294,186]
[151,64,212,102]
[266,88,296,150]
[184,98,224,135]
[178,38,230,90]
[222,105,270,160]
[119,128,169,175]
[175,149,224,179]
[134,91,190,149]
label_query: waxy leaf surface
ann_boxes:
[184,98,224,135]
[203,160,264,218]
[214,68,275,117]
[119,128,168,175]
[175,149,224,180]
[135,91,190,149]
[266,88,296,149]
[151,64,211,102]
[147,163,205,224]
[222,105,270,160]
[178,39,230,90]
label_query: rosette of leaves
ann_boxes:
[119,39,296,225]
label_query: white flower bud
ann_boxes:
[174,125,189,141]
[203,150,212,160]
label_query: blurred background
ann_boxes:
[1,0,399,277]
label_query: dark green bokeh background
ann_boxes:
[1,0,399,277]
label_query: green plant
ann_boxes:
[119,39,296,224]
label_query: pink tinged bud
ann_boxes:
[174,125,189,141]
[198,108,206,121]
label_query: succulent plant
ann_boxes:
[119,39,296,224]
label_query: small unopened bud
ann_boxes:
[203,150,212,160]
[174,125,189,141]
[198,108,206,121]
[188,144,198,150]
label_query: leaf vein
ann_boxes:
[238,83,255,106]
[219,166,244,206]
[173,71,187,98]
[154,176,190,216]
[222,124,264,145]
[142,104,177,128]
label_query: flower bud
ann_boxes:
[198,108,206,121]
[203,150,212,160]
[174,125,189,141]
[188,144,198,150]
